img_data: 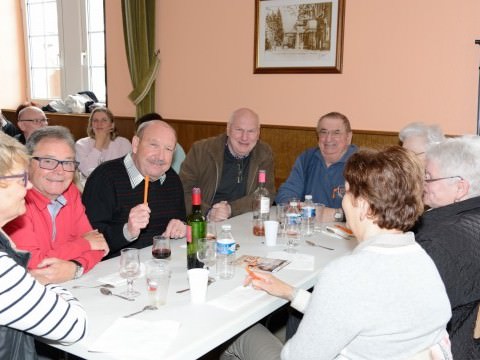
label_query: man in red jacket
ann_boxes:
[5,126,109,284]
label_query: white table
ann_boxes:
[53,211,355,360]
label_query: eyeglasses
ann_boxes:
[0,171,29,187]
[318,129,345,138]
[424,175,463,183]
[32,157,79,172]
[18,118,49,124]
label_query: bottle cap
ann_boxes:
[221,224,232,231]
[305,195,312,200]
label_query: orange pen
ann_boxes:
[143,175,149,204]
[245,265,262,281]
[334,224,353,235]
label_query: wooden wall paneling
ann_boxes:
[2,109,400,188]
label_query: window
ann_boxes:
[23,0,106,103]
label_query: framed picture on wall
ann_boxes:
[254,0,345,73]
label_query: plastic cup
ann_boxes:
[187,268,209,304]
[264,220,279,246]
[145,259,170,306]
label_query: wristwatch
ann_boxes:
[334,208,344,222]
[71,260,84,280]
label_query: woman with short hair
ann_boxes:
[416,135,480,359]
[0,132,86,359]
[222,146,452,360]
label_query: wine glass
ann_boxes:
[152,235,171,260]
[197,238,217,278]
[119,248,141,299]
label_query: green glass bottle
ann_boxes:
[186,187,206,269]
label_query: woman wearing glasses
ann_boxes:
[415,135,480,359]
[223,147,452,360]
[75,107,131,185]
[0,132,86,359]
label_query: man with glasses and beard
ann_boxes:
[82,120,186,258]
[5,126,109,284]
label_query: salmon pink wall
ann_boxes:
[0,0,26,109]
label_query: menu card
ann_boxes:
[235,255,290,272]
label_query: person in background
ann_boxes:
[75,107,131,185]
[222,147,452,360]
[415,135,480,359]
[135,112,186,174]
[275,112,357,222]
[0,132,86,359]
[15,104,48,144]
[180,107,275,221]
[1,110,20,137]
[5,126,109,284]
[399,122,445,164]
[82,120,186,258]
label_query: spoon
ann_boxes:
[100,287,134,301]
[123,305,158,318]
[73,283,114,289]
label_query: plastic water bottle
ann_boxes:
[285,200,302,251]
[216,224,236,279]
[302,195,316,236]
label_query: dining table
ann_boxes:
[50,209,356,360]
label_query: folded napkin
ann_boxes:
[97,263,146,287]
[209,285,265,312]
[89,318,180,359]
[267,251,315,271]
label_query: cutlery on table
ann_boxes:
[100,287,134,301]
[72,283,114,289]
[176,277,215,294]
[305,240,334,251]
[123,305,158,318]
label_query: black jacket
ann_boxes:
[415,196,480,360]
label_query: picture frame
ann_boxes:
[254,0,345,74]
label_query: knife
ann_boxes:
[305,240,334,250]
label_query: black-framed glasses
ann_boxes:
[32,157,79,172]
[424,175,463,183]
[18,118,49,124]
[332,185,346,199]
[0,171,29,187]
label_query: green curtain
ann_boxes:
[121,0,160,119]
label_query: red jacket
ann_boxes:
[4,184,103,272]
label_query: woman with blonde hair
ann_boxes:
[75,107,131,183]
[0,132,86,359]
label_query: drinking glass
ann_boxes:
[152,235,171,260]
[197,238,217,278]
[119,248,141,299]
[206,219,217,240]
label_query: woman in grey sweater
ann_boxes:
[222,147,452,360]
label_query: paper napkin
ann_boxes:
[89,318,180,359]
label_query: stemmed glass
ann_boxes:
[197,238,217,278]
[119,248,141,299]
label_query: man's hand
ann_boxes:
[209,201,231,222]
[127,203,151,238]
[83,229,110,257]
[163,219,187,239]
[30,258,76,284]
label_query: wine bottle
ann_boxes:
[186,187,206,269]
[252,169,270,236]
